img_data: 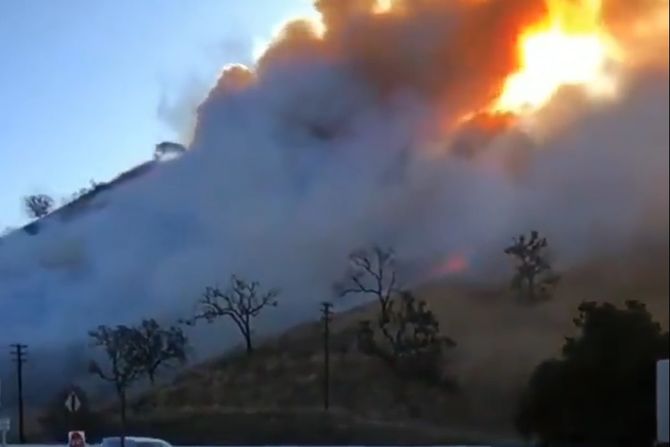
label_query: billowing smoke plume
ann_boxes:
[1,0,667,397]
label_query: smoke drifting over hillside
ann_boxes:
[1,0,668,391]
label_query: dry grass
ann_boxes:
[110,245,669,444]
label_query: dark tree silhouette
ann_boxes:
[23,194,54,219]
[504,230,560,303]
[335,246,398,316]
[338,246,455,386]
[62,179,100,205]
[130,319,188,385]
[517,300,669,446]
[357,291,456,385]
[188,275,279,354]
[154,142,186,161]
[88,325,142,445]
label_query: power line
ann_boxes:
[9,344,27,444]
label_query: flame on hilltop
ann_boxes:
[235,0,663,139]
[367,0,621,115]
[495,0,619,113]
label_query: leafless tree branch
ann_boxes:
[189,275,280,354]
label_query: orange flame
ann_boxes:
[430,253,470,279]
[494,0,620,113]
[372,0,394,14]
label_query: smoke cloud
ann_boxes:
[0,0,667,400]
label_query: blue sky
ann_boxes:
[0,0,314,228]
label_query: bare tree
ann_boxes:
[338,246,456,386]
[504,231,560,304]
[335,246,398,316]
[23,194,54,219]
[88,325,142,445]
[336,246,401,347]
[130,319,188,385]
[187,275,279,354]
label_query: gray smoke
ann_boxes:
[0,0,667,401]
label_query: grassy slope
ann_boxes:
[69,245,669,444]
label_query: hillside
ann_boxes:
[15,161,156,236]
[48,244,667,445]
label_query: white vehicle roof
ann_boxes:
[101,437,171,444]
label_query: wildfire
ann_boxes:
[495,0,619,113]
[253,0,630,121]
[430,253,470,279]
[373,0,393,14]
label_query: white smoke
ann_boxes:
[0,1,667,395]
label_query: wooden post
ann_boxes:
[320,302,333,411]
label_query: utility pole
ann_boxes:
[320,302,333,411]
[9,344,27,444]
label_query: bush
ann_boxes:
[517,300,669,446]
